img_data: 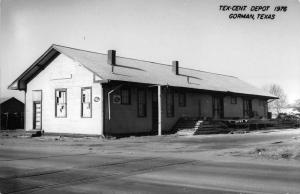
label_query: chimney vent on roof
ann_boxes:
[172,61,179,75]
[107,50,116,73]
[107,50,116,66]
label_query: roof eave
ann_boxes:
[7,44,60,91]
[7,82,19,90]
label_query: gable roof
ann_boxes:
[8,44,277,99]
[0,97,24,105]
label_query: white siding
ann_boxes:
[26,54,103,135]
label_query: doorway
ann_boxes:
[32,90,42,130]
[33,101,42,130]
[198,100,202,118]
[243,99,252,118]
[213,96,224,119]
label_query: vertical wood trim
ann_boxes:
[24,91,27,130]
[158,85,162,136]
[100,84,104,136]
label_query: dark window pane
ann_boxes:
[166,89,174,117]
[81,88,92,117]
[121,88,131,105]
[137,89,146,117]
[231,97,237,104]
[55,89,67,117]
[178,92,186,107]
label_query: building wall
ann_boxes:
[103,86,153,134]
[252,98,266,118]
[223,96,243,118]
[26,54,103,135]
[24,54,269,135]
[104,85,269,135]
[104,86,214,135]
[223,97,266,119]
[0,98,24,129]
[162,91,213,131]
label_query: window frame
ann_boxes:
[137,88,147,117]
[121,87,131,105]
[178,92,186,107]
[166,89,175,117]
[81,87,92,118]
[231,96,237,104]
[55,88,67,118]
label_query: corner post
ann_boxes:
[99,84,104,136]
[158,85,162,136]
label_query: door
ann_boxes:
[243,99,252,118]
[152,89,158,132]
[33,101,42,130]
[213,96,224,119]
[198,100,202,118]
[32,90,42,130]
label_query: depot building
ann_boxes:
[9,44,276,136]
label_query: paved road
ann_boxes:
[1,147,300,194]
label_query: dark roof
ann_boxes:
[0,97,24,104]
[8,44,277,99]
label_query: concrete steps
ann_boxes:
[195,120,230,135]
[25,130,43,137]
[173,118,230,135]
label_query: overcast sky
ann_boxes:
[1,0,300,103]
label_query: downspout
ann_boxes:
[99,84,104,136]
[24,91,26,131]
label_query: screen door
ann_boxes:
[32,90,42,130]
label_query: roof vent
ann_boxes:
[107,50,116,72]
[172,61,179,75]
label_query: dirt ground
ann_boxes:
[1,128,300,193]
[1,128,300,163]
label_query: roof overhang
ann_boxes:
[225,91,278,100]
[8,44,279,100]
[8,46,60,91]
[103,80,279,100]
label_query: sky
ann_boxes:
[0,0,300,103]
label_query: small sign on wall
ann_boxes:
[94,97,100,102]
[112,94,121,104]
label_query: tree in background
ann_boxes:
[263,84,287,115]
[293,99,300,112]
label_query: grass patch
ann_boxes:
[228,139,300,161]
[249,145,300,160]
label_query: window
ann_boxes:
[121,88,131,105]
[178,92,186,107]
[231,96,237,104]
[81,87,92,118]
[137,89,147,117]
[166,89,174,117]
[55,89,67,118]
